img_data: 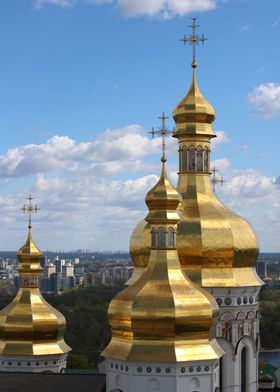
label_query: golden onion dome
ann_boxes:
[173,70,263,288]
[127,158,181,286]
[0,227,71,356]
[102,159,223,362]
[173,70,216,139]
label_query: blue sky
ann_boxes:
[0,0,279,252]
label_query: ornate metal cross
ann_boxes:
[180,17,208,68]
[21,194,40,229]
[210,166,226,193]
[149,112,173,160]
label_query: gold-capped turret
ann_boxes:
[0,196,71,357]
[102,154,223,362]
[173,20,263,288]
[127,113,174,286]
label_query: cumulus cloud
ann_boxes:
[248,82,280,117]
[0,125,162,179]
[35,0,216,18]
[1,124,278,251]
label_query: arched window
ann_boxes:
[151,227,157,248]
[157,227,166,247]
[188,146,195,172]
[197,146,203,172]
[204,147,210,172]
[167,227,175,247]
[241,347,247,392]
[181,146,187,173]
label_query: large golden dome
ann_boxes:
[173,69,262,288]
[102,159,223,362]
[0,228,71,356]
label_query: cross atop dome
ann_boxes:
[180,17,208,69]
[21,194,40,229]
[148,112,173,161]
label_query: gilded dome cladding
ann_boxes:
[102,160,224,362]
[0,228,71,356]
[173,71,216,139]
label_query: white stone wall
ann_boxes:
[207,286,261,392]
[0,353,68,373]
[106,359,219,392]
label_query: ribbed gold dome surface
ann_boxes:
[102,160,223,362]
[0,228,71,356]
[173,70,262,288]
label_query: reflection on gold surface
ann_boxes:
[103,160,223,362]
[0,228,71,356]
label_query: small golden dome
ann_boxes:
[0,227,71,356]
[145,158,181,223]
[173,70,216,139]
[102,159,223,362]
[127,160,180,286]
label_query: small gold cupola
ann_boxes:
[102,147,223,362]
[0,196,70,371]
[127,113,173,286]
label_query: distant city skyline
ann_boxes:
[0,0,279,251]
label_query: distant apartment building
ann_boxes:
[44,263,56,278]
[62,262,74,278]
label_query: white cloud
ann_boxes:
[35,0,216,18]
[248,82,280,117]
[0,125,161,179]
[212,158,230,171]
[1,125,279,252]
[35,0,76,9]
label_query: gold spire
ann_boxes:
[102,156,223,362]
[173,19,262,288]
[0,196,71,356]
[127,113,174,286]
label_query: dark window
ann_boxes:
[157,227,166,247]
[197,146,203,172]
[188,146,195,172]
[181,146,187,173]
[167,227,175,247]
[204,147,210,172]
[151,227,157,248]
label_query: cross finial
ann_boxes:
[148,112,173,161]
[210,166,226,193]
[21,194,40,229]
[180,17,208,69]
